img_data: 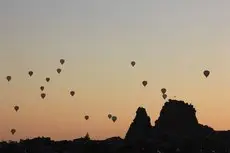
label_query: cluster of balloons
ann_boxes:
[6,58,210,136]
[130,61,211,100]
[130,61,148,87]
[40,77,48,99]
[8,59,68,135]
[108,114,117,122]
[8,58,120,135]
[40,59,66,99]
[7,74,19,135]
[13,105,19,135]
[131,60,166,100]
[11,105,19,135]
[56,59,65,74]
[161,88,167,100]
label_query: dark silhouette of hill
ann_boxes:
[125,107,152,144]
[152,100,213,141]
[1,99,230,153]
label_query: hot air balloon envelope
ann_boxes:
[60,59,65,65]
[40,86,44,91]
[108,114,112,119]
[112,116,117,122]
[6,76,11,81]
[142,81,147,87]
[28,71,33,76]
[203,70,210,78]
[131,61,136,67]
[41,93,46,99]
[46,77,50,82]
[162,94,167,99]
[85,115,89,120]
[70,91,75,96]
[11,129,16,135]
[57,68,61,74]
[14,106,19,111]
[161,88,166,94]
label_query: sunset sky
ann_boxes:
[1,0,230,141]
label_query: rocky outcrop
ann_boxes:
[125,107,152,144]
[153,99,200,138]
[155,99,198,129]
[125,99,214,145]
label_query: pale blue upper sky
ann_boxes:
[1,0,230,76]
[1,0,230,140]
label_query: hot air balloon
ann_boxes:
[142,81,147,87]
[108,114,112,119]
[162,94,167,99]
[57,68,61,74]
[40,86,44,91]
[46,77,50,82]
[161,88,166,94]
[6,76,11,82]
[14,106,19,112]
[11,129,16,135]
[85,115,89,120]
[41,93,46,99]
[60,59,65,65]
[131,61,136,67]
[28,71,33,77]
[70,91,75,96]
[203,70,210,78]
[112,116,117,122]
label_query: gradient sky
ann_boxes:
[1,0,230,141]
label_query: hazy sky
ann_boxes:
[1,0,230,141]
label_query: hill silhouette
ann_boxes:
[125,107,152,144]
[1,99,230,153]
[152,99,213,140]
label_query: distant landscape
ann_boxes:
[1,99,230,153]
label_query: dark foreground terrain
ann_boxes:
[1,99,230,153]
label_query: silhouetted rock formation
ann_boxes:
[125,107,152,144]
[155,99,198,130]
[154,100,207,138]
[2,99,230,153]
[125,99,214,146]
